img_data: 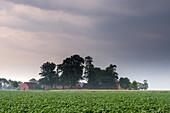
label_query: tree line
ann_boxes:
[0,54,148,90]
[0,78,22,89]
[37,54,148,90]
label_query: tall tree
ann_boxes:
[84,56,94,78]
[119,77,130,89]
[57,54,84,88]
[88,67,103,88]
[99,64,119,88]
[143,80,148,90]
[84,56,96,88]
[137,82,144,90]
[39,62,58,87]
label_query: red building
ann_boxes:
[20,82,37,90]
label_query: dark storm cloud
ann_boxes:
[3,0,170,60]
[5,0,170,63]
[93,1,170,63]
[1,0,170,89]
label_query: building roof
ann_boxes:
[24,82,37,89]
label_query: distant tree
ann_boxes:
[0,78,8,84]
[39,62,58,87]
[38,78,48,89]
[84,56,96,88]
[33,84,42,90]
[11,81,19,88]
[29,78,37,82]
[119,77,130,89]
[136,80,148,90]
[57,54,84,89]
[143,80,148,90]
[8,79,13,84]
[99,64,119,88]
[84,63,119,89]
[130,81,138,90]
[18,81,23,86]
[87,67,103,88]
[137,82,144,90]
[84,56,94,78]
[39,78,47,85]
[0,78,9,89]
[0,83,2,89]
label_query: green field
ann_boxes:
[0,90,170,113]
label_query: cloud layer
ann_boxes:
[0,0,170,89]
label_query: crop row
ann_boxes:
[0,91,170,112]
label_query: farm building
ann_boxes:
[20,82,37,90]
[44,82,128,90]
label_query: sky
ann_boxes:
[0,0,170,90]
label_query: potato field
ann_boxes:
[0,90,170,113]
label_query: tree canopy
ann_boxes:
[84,61,119,89]
[130,81,138,90]
[29,78,37,82]
[39,62,58,87]
[57,54,84,88]
[37,54,149,90]
[11,81,19,88]
[119,77,130,89]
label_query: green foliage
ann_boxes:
[101,64,118,87]
[0,91,169,112]
[85,64,119,89]
[138,82,144,90]
[86,67,102,88]
[39,62,58,87]
[11,81,19,88]
[143,80,149,90]
[0,78,8,84]
[130,81,138,90]
[39,77,48,85]
[84,56,94,78]
[119,77,130,89]
[0,78,22,89]
[38,55,148,90]
[137,80,149,90]
[33,84,42,90]
[29,78,37,82]
[57,54,84,88]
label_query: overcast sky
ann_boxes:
[0,0,170,90]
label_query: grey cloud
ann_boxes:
[5,0,170,62]
[1,0,170,89]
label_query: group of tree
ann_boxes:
[84,56,118,89]
[0,78,22,89]
[38,55,84,89]
[129,80,148,90]
[37,54,148,90]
